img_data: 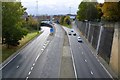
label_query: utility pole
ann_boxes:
[36,0,39,32]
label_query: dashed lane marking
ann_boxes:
[85,59,87,62]
[26,77,28,80]
[33,63,35,66]
[28,71,31,75]
[35,54,40,62]
[16,66,19,69]
[43,46,45,49]
[31,67,33,70]
[90,71,93,75]
[41,49,44,51]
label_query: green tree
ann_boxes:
[64,16,71,25]
[2,2,28,47]
[96,3,103,20]
[102,2,120,21]
[60,16,65,25]
[77,2,99,21]
[26,15,39,30]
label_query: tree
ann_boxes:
[26,15,39,30]
[60,16,66,25]
[64,16,71,25]
[77,2,99,21]
[96,3,103,20]
[102,2,120,21]
[2,2,28,47]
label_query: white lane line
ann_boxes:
[31,67,33,70]
[16,66,19,68]
[28,71,31,75]
[0,52,20,70]
[47,40,49,43]
[33,63,35,66]
[70,48,78,79]
[35,54,40,62]
[26,77,28,80]
[90,71,94,75]
[97,59,100,62]
[43,46,45,49]
[100,63,113,78]
[41,49,44,51]
[43,43,46,46]
[85,59,87,62]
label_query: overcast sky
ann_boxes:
[21,0,104,15]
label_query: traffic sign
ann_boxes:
[50,28,54,33]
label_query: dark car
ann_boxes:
[68,32,72,35]
[73,33,76,36]
[71,29,74,32]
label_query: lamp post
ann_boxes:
[36,0,39,33]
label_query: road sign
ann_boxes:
[50,28,54,33]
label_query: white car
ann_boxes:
[77,37,82,42]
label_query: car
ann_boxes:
[77,37,82,42]
[68,32,72,35]
[73,33,76,36]
[71,29,74,32]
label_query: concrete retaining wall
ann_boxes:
[76,20,120,77]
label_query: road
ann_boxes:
[1,27,51,78]
[1,22,113,79]
[28,24,64,78]
[1,23,65,79]
[63,22,112,78]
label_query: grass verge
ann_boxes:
[1,31,41,62]
[63,24,72,28]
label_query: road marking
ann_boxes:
[26,77,28,80]
[90,71,93,75]
[0,52,20,70]
[47,40,50,43]
[100,63,113,78]
[85,59,87,62]
[35,54,40,62]
[70,46,78,79]
[31,67,33,70]
[41,49,44,51]
[97,59,100,62]
[33,63,35,66]
[43,46,45,49]
[28,71,31,75]
[43,43,46,46]
[16,66,19,69]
